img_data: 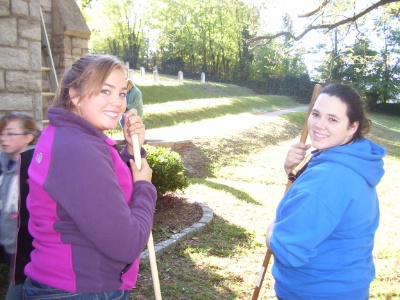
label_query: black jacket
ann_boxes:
[13,148,35,284]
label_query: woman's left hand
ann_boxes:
[123,109,145,155]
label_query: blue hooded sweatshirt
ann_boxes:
[270,138,385,299]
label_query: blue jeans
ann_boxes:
[5,283,23,300]
[23,278,130,300]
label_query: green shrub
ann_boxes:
[144,145,189,198]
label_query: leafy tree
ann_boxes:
[80,0,148,68]
[317,11,400,105]
[151,0,257,80]
[249,13,308,82]
[371,16,400,103]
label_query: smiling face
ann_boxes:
[308,93,359,151]
[72,68,127,132]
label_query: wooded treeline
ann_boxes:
[80,0,400,113]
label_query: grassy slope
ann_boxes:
[138,79,301,129]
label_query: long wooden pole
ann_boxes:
[132,133,162,300]
[251,84,322,300]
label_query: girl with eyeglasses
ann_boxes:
[0,112,41,300]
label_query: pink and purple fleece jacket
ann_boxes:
[25,108,157,293]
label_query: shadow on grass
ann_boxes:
[174,142,215,179]
[370,123,400,157]
[133,215,256,300]
[174,123,302,183]
[191,178,262,206]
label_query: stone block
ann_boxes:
[155,239,175,252]
[72,47,82,56]
[0,47,29,69]
[18,38,29,48]
[6,71,41,93]
[51,34,68,53]
[29,0,40,20]
[0,18,17,46]
[190,222,207,233]
[0,0,10,16]
[72,37,88,49]
[33,94,43,122]
[19,19,41,41]
[140,249,149,261]
[11,0,28,16]
[198,211,213,224]
[64,56,74,69]
[180,227,197,239]
[0,93,33,110]
[153,244,165,256]
[0,70,4,90]
[30,41,41,71]
[170,232,188,243]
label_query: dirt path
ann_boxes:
[145,105,308,142]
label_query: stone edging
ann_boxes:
[140,202,213,262]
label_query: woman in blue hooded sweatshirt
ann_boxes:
[266,83,385,299]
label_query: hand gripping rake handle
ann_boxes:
[132,133,162,300]
[251,84,322,300]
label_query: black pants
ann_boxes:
[0,245,11,265]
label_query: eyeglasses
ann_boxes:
[0,133,28,138]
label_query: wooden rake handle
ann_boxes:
[251,84,322,300]
[132,133,162,300]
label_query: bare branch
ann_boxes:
[299,0,331,18]
[247,0,400,45]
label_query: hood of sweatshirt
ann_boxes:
[310,138,386,188]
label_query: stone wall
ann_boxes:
[0,0,42,121]
[0,0,90,125]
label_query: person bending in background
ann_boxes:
[23,55,157,300]
[266,83,386,299]
[0,112,41,300]
[120,79,143,129]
